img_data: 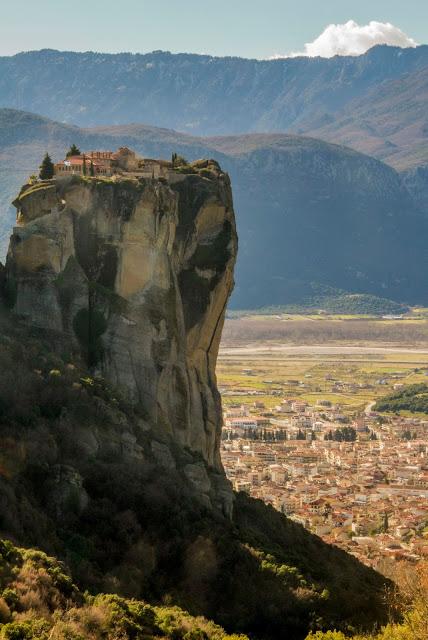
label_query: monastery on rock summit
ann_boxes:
[54,147,170,179]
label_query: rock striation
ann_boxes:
[5,159,237,514]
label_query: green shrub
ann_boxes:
[1,589,19,610]
[0,620,50,640]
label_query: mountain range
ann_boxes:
[0,44,428,309]
[1,45,428,170]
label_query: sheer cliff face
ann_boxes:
[6,164,237,475]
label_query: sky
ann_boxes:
[0,0,427,59]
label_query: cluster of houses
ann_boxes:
[221,399,428,569]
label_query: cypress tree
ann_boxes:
[39,153,54,180]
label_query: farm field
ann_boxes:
[218,314,428,414]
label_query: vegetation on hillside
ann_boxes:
[0,537,419,640]
[305,562,428,640]
[0,539,246,639]
[306,65,428,171]
[227,291,409,317]
[374,383,428,415]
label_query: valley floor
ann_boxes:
[218,314,428,573]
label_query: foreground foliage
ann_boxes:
[306,562,428,640]
[0,539,247,639]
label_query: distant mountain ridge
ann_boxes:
[0,46,428,151]
[304,65,428,170]
[1,109,428,309]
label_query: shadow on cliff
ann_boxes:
[0,315,391,640]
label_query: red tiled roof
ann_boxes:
[56,157,104,167]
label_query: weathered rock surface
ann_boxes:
[5,161,237,513]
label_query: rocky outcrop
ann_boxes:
[0,160,392,640]
[5,160,237,514]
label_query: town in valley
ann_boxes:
[218,315,428,573]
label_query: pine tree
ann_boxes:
[66,144,81,158]
[39,153,54,180]
[89,160,95,177]
[82,155,87,176]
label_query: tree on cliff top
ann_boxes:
[39,153,54,180]
[66,144,81,157]
[171,152,188,167]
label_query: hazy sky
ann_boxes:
[1,0,427,59]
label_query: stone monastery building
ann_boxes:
[54,147,169,179]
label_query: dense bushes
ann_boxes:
[0,539,246,639]
[305,562,428,640]
[374,383,428,414]
[233,495,390,636]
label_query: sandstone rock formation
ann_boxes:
[5,159,237,513]
[0,159,391,639]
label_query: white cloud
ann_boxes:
[271,20,418,59]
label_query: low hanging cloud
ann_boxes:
[271,20,418,59]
